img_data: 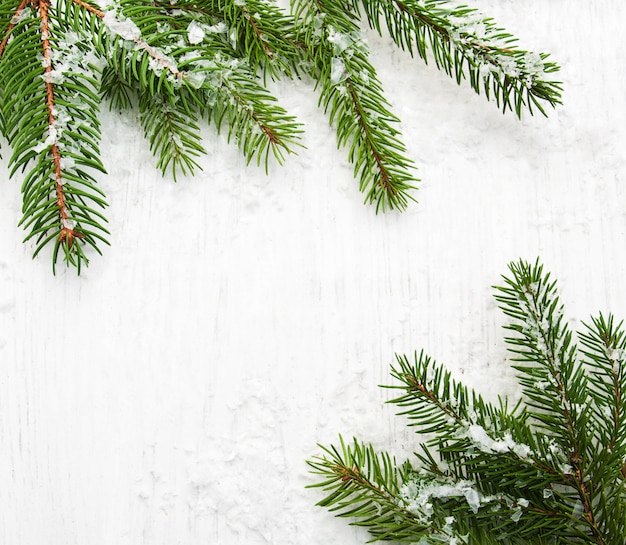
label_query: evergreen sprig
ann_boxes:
[0,1,561,272]
[308,259,625,544]
[351,0,562,116]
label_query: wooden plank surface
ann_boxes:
[0,1,625,543]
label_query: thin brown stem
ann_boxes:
[0,0,32,60]
[391,0,514,55]
[38,0,83,247]
[345,79,395,198]
[71,0,182,79]
[524,285,606,545]
[241,6,274,59]
[70,0,104,18]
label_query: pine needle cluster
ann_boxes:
[0,1,562,271]
[308,259,626,545]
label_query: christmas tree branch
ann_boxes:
[139,89,205,180]
[495,260,585,445]
[0,0,109,271]
[293,0,418,212]
[308,436,433,541]
[0,0,30,58]
[199,0,301,78]
[350,0,562,116]
[40,0,80,252]
[580,314,626,455]
[309,259,624,543]
[495,260,608,544]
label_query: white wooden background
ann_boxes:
[1,1,625,543]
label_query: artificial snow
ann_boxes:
[32,125,58,153]
[464,424,533,459]
[103,11,142,41]
[400,478,492,520]
[326,26,352,54]
[10,6,32,24]
[62,218,77,230]
[330,57,347,85]
[187,21,205,45]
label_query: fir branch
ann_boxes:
[579,314,626,541]
[495,260,608,544]
[99,2,303,168]
[139,88,205,180]
[349,0,563,117]
[292,0,418,212]
[0,0,109,272]
[579,314,626,457]
[308,259,625,544]
[190,0,302,79]
[307,436,433,541]
[494,260,587,451]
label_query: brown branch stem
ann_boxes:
[345,79,394,198]
[241,6,274,59]
[71,0,182,79]
[70,0,104,18]
[0,0,32,60]
[38,0,82,247]
[524,285,605,545]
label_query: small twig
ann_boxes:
[0,0,32,60]
[71,0,182,79]
[39,0,83,247]
[240,6,274,59]
[70,0,104,18]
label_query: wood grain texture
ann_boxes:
[1,1,625,543]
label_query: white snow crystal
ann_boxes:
[187,21,205,44]
[229,27,238,49]
[42,70,65,84]
[11,7,32,24]
[326,26,352,54]
[498,56,520,78]
[64,31,80,45]
[465,424,532,459]
[523,52,545,77]
[32,126,58,153]
[62,218,76,230]
[478,61,494,79]
[103,11,141,41]
[330,57,347,85]
[463,486,481,513]
[205,21,227,34]
[400,479,488,520]
[312,13,326,39]
[60,156,76,170]
[185,71,206,89]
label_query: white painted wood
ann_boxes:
[1,1,625,543]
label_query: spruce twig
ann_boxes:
[308,259,625,544]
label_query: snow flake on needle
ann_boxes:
[102,10,142,41]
